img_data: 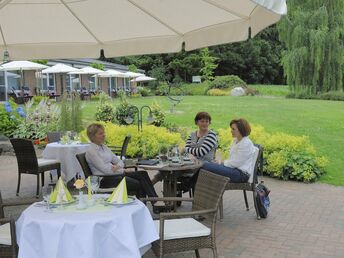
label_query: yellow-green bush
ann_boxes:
[80,123,183,158]
[206,89,229,96]
[218,125,327,183]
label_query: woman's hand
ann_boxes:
[188,153,197,161]
[111,164,121,172]
[214,159,222,165]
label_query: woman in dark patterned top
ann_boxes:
[185,112,218,162]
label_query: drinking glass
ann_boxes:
[42,186,53,212]
[90,176,100,195]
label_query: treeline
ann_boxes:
[105,25,285,85]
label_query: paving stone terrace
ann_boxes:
[1,154,344,258]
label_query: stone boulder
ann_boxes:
[231,87,246,96]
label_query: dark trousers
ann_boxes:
[100,171,157,198]
[202,162,249,183]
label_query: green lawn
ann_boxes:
[82,95,344,186]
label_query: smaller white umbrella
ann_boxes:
[68,66,103,75]
[69,66,103,90]
[41,63,79,74]
[125,71,144,78]
[41,64,80,94]
[0,60,48,71]
[130,75,156,82]
[98,69,129,94]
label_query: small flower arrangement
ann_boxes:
[74,178,85,190]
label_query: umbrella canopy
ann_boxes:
[0,0,287,60]
[131,76,156,82]
[0,60,47,71]
[41,63,79,74]
[69,66,103,75]
[125,71,145,78]
[98,69,129,78]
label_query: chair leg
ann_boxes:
[195,249,200,258]
[41,173,45,187]
[36,175,40,198]
[50,172,53,183]
[243,190,249,211]
[57,166,61,178]
[219,196,224,220]
[253,190,261,220]
[212,246,218,258]
[16,173,22,196]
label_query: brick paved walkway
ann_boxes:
[1,154,344,258]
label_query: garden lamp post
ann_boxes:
[124,105,154,132]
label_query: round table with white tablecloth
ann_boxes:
[16,195,159,258]
[42,142,90,181]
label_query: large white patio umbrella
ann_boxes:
[41,63,80,93]
[69,66,103,90]
[0,0,287,60]
[131,76,156,83]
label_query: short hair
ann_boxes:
[86,123,104,142]
[230,118,251,137]
[194,112,211,124]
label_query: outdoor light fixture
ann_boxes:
[3,50,10,62]
[127,105,154,132]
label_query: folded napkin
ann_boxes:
[86,177,92,200]
[50,177,74,204]
[107,177,128,204]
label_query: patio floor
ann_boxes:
[1,154,344,258]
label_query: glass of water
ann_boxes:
[42,186,53,212]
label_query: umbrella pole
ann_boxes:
[109,77,112,98]
[4,70,8,101]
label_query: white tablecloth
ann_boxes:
[16,197,159,258]
[42,142,90,181]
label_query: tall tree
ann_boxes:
[200,48,218,81]
[278,0,344,94]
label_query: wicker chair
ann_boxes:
[10,138,61,197]
[142,170,229,258]
[0,191,36,258]
[108,135,131,160]
[219,144,263,220]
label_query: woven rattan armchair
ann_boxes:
[10,138,61,197]
[142,170,229,258]
[108,135,131,160]
[0,191,37,258]
[218,144,263,220]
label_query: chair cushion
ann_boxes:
[154,218,210,240]
[37,158,59,167]
[0,223,11,245]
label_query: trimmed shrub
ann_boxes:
[207,75,247,90]
[95,103,115,123]
[80,123,183,158]
[138,87,151,97]
[218,125,327,183]
[207,89,229,96]
[286,91,344,101]
[150,102,165,127]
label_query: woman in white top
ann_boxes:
[85,123,158,198]
[202,118,255,183]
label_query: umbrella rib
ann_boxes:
[0,24,7,48]
[127,0,183,36]
[201,0,248,19]
[60,0,102,44]
[0,0,12,10]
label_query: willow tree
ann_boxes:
[278,0,344,94]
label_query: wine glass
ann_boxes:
[90,176,100,195]
[42,186,53,212]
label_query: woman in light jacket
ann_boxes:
[202,118,255,183]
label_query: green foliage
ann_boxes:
[149,102,165,127]
[208,75,246,90]
[95,103,116,122]
[128,64,138,72]
[207,89,229,96]
[80,123,183,158]
[0,101,20,137]
[287,91,344,101]
[115,95,137,125]
[13,98,60,139]
[200,48,218,81]
[90,62,104,71]
[33,60,48,65]
[278,0,344,94]
[218,125,327,183]
[137,87,151,97]
[32,96,49,105]
[250,84,290,97]
[58,93,83,132]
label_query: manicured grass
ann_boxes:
[82,95,344,186]
[249,84,290,97]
